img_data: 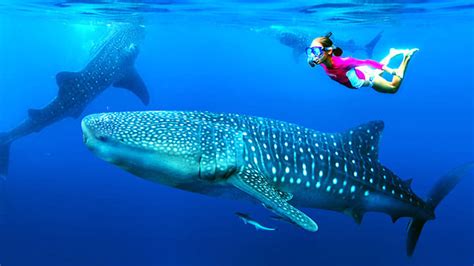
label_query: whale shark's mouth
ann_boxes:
[81,116,122,166]
[81,119,91,146]
[83,133,88,145]
[81,121,99,157]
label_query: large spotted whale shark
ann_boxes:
[81,111,472,256]
[0,23,149,177]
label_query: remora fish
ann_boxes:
[235,212,276,231]
[0,23,149,177]
[81,111,473,256]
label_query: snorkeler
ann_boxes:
[307,32,418,94]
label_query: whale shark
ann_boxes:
[256,26,383,62]
[81,111,473,256]
[0,23,149,177]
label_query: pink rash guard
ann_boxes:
[320,56,384,89]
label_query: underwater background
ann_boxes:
[0,0,473,265]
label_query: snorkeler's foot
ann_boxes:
[401,48,419,58]
[389,48,409,56]
[395,49,419,79]
[405,48,419,58]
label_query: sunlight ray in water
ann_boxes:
[0,0,472,26]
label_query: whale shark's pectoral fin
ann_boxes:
[228,168,318,232]
[113,68,149,105]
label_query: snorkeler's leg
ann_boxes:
[372,49,418,94]
[371,75,402,94]
[380,48,404,65]
[395,48,419,79]
[375,49,405,76]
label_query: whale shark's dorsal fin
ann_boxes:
[228,168,318,232]
[344,120,384,159]
[113,67,149,105]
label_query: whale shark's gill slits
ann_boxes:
[306,133,316,182]
[295,127,307,181]
[258,123,278,182]
[322,134,332,190]
[290,130,298,178]
[303,132,314,182]
[334,134,350,190]
[207,116,238,179]
[255,120,269,173]
[276,124,286,176]
[248,122,267,177]
[312,133,322,187]
[279,124,292,182]
[267,126,281,181]
[198,122,217,181]
[261,120,296,184]
[286,127,297,184]
[339,133,356,194]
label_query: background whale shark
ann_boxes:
[81,111,473,256]
[0,23,149,177]
[256,25,383,62]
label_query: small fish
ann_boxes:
[235,212,276,231]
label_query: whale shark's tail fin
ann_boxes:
[406,162,474,256]
[0,133,11,177]
[365,30,383,58]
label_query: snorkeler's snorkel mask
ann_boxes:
[306,46,333,67]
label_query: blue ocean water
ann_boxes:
[0,0,473,265]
